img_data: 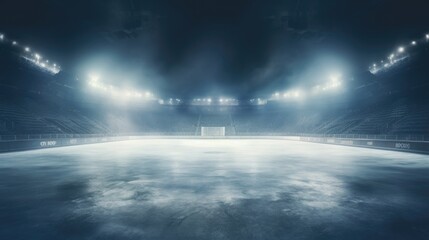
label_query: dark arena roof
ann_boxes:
[1,1,429,240]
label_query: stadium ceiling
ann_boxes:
[1,0,429,98]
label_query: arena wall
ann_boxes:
[0,136,132,153]
[299,136,429,154]
[0,135,427,154]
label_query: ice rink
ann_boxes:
[1,139,429,240]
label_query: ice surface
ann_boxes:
[0,139,428,239]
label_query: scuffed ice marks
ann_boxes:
[0,139,429,239]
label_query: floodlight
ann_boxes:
[89,73,100,83]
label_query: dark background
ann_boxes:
[0,0,428,98]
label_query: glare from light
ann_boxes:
[426,34,429,39]
[12,41,17,45]
[35,54,41,60]
[25,47,30,52]
[411,41,417,45]
[0,34,4,40]
[398,47,404,53]
[89,73,100,82]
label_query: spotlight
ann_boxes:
[89,73,99,82]
[293,91,300,97]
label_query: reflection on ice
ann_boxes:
[0,139,428,239]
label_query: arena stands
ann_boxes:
[0,32,428,139]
